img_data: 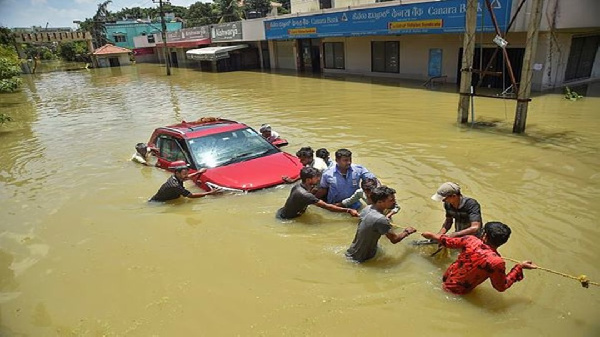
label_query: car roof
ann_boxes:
[156,118,249,139]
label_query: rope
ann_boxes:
[503,257,599,289]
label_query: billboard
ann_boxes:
[264,0,513,40]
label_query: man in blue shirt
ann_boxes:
[315,149,376,209]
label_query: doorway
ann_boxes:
[565,35,599,81]
[108,57,120,67]
[171,51,178,67]
[457,47,525,90]
[297,39,321,73]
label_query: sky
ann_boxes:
[0,0,202,29]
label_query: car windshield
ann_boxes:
[187,127,279,168]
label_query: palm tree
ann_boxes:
[214,0,242,23]
[91,0,112,49]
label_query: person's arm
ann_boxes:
[314,200,359,217]
[489,260,536,292]
[187,188,221,198]
[421,232,466,249]
[385,226,417,244]
[281,175,300,184]
[449,221,482,237]
[385,203,401,219]
[438,216,454,235]
[340,189,363,207]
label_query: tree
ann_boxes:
[243,0,271,18]
[186,2,218,27]
[91,0,113,49]
[58,41,89,61]
[213,0,242,23]
[0,44,22,124]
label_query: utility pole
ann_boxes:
[513,0,544,133]
[457,0,478,124]
[154,0,171,76]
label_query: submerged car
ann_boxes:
[147,117,302,192]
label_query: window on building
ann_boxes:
[319,0,332,9]
[372,41,399,73]
[323,42,344,69]
[113,34,126,43]
[147,34,155,43]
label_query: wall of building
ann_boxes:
[242,18,267,41]
[273,40,297,69]
[105,21,182,49]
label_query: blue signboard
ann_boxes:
[265,0,513,40]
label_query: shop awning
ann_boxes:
[186,44,248,62]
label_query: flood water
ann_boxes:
[1,63,599,336]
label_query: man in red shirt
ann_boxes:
[421,222,537,295]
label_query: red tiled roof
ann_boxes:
[93,44,132,55]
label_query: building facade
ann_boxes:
[265,0,600,91]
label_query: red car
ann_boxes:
[148,117,301,192]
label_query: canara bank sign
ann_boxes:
[264,0,512,40]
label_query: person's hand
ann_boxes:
[520,260,537,269]
[282,175,293,183]
[385,212,395,220]
[403,226,417,235]
[197,167,208,174]
[347,209,360,217]
[421,232,435,240]
[206,188,223,195]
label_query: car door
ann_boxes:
[155,134,191,170]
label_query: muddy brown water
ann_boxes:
[1,63,599,336]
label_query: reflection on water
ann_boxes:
[0,64,599,335]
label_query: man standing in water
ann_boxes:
[346,186,416,262]
[431,182,482,238]
[421,221,537,294]
[316,149,376,209]
[277,167,360,219]
[149,161,219,202]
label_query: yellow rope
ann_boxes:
[504,257,599,289]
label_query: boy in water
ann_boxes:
[421,221,537,295]
[338,178,400,219]
[131,143,157,166]
[277,167,360,219]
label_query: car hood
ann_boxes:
[201,152,302,191]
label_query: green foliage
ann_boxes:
[22,44,56,60]
[0,26,15,45]
[58,41,89,61]
[278,0,290,10]
[186,2,219,27]
[0,44,22,94]
[0,113,12,125]
[243,0,271,18]
[564,86,583,101]
[213,0,242,23]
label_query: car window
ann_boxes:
[188,128,278,168]
[156,136,188,163]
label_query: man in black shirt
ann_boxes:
[277,167,360,219]
[150,161,219,202]
[431,182,482,238]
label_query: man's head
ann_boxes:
[334,148,352,170]
[135,143,148,156]
[296,147,315,166]
[170,161,190,180]
[361,178,379,202]
[316,148,330,162]
[259,124,272,138]
[370,186,396,209]
[300,166,321,185]
[482,221,512,247]
[431,182,461,202]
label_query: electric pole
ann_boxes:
[457,0,477,124]
[154,0,171,76]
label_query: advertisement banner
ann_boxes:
[264,0,513,40]
[211,22,243,42]
[167,26,210,42]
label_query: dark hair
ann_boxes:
[361,178,379,192]
[335,148,352,159]
[135,143,147,155]
[300,166,320,182]
[316,148,329,160]
[483,222,512,247]
[296,146,314,158]
[370,186,396,203]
